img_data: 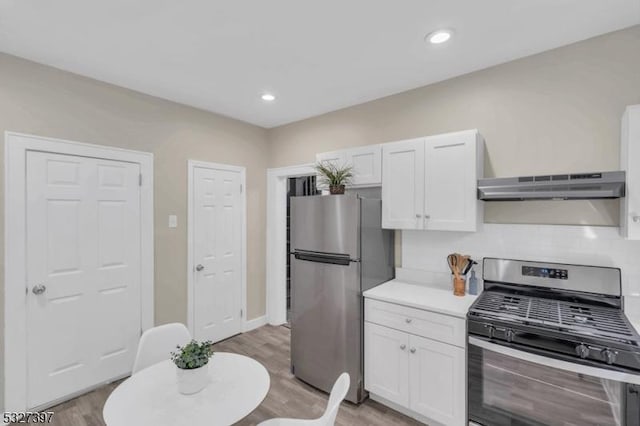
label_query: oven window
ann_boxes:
[469,343,625,426]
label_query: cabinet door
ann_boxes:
[346,145,382,186]
[408,334,466,426]
[364,322,410,407]
[622,105,640,239]
[381,138,425,229]
[424,130,482,231]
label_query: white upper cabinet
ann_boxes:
[382,130,484,232]
[381,138,425,229]
[316,144,382,188]
[347,145,382,186]
[424,131,484,231]
[621,105,640,240]
[316,150,346,168]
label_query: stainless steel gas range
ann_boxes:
[467,258,640,426]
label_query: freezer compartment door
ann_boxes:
[290,195,360,258]
[290,255,364,403]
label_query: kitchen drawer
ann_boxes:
[365,299,466,348]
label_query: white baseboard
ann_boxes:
[243,315,267,332]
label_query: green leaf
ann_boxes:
[171,340,215,370]
[314,161,353,186]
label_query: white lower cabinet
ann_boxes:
[364,322,410,406]
[409,334,465,426]
[365,300,466,426]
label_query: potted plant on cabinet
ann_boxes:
[171,340,214,395]
[314,161,353,194]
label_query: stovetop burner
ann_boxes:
[468,258,640,372]
[470,291,640,345]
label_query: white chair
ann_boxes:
[132,323,192,374]
[258,373,350,426]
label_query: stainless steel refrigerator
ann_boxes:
[290,194,394,403]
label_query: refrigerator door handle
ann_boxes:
[292,250,358,265]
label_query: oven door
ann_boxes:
[468,336,640,426]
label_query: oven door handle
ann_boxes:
[469,336,640,385]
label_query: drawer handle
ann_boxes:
[400,344,406,350]
[405,318,412,324]
[410,348,416,354]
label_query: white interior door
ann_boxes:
[26,151,141,409]
[191,164,244,343]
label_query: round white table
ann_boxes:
[103,352,270,426]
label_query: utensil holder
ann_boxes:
[453,276,466,296]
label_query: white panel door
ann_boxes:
[424,131,481,232]
[192,166,243,343]
[381,138,425,229]
[26,151,141,409]
[364,322,410,407]
[409,334,466,426]
[346,145,382,186]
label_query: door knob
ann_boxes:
[195,264,204,271]
[32,284,46,295]
[410,348,416,354]
[400,344,406,350]
[633,215,640,223]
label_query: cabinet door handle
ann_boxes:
[415,213,422,218]
[405,318,412,324]
[633,215,640,223]
[424,214,430,219]
[400,344,406,350]
[410,348,416,354]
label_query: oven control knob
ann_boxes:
[484,324,495,339]
[505,329,515,342]
[575,343,590,359]
[601,348,618,365]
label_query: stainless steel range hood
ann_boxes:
[478,171,625,201]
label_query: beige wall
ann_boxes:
[268,25,640,227]
[2,24,640,411]
[0,53,269,408]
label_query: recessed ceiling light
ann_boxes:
[261,93,276,101]
[426,29,453,44]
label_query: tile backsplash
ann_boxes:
[402,224,640,314]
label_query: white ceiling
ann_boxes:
[0,1,638,128]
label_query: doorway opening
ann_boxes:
[285,175,319,327]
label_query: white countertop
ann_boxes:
[363,279,477,318]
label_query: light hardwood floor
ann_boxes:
[24,325,422,426]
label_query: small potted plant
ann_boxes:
[314,161,353,194]
[171,340,214,395]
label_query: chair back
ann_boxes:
[132,323,191,374]
[319,373,350,426]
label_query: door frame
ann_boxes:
[4,131,155,413]
[186,160,247,338]
[265,163,315,325]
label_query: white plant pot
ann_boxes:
[176,363,209,395]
